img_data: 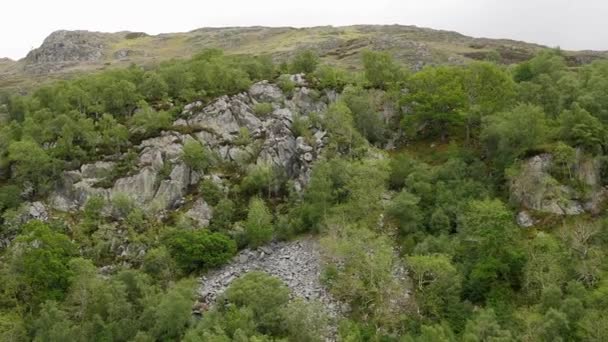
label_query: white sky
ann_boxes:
[1,0,607,60]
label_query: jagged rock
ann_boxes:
[24,30,110,73]
[152,180,184,210]
[112,167,158,204]
[80,161,115,180]
[52,80,329,214]
[289,73,308,87]
[24,202,49,222]
[510,153,605,216]
[516,211,534,228]
[249,81,284,103]
[288,87,328,114]
[185,198,213,227]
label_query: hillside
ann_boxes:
[2,25,608,341]
[2,24,607,91]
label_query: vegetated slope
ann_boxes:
[2,24,607,90]
[3,40,608,340]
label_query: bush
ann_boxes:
[222,272,290,334]
[290,50,320,74]
[209,198,235,233]
[182,140,214,173]
[253,102,274,117]
[164,229,236,273]
[277,75,296,93]
[199,179,223,206]
[245,198,274,248]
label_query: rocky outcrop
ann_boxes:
[176,80,330,192]
[50,79,330,220]
[50,131,196,213]
[510,152,607,218]
[197,238,342,319]
[24,30,115,73]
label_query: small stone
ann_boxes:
[516,211,534,228]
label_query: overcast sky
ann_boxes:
[1,0,606,60]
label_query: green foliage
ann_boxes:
[408,254,462,320]
[182,139,214,173]
[321,225,406,327]
[253,102,274,117]
[128,101,173,138]
[209,198,235,232]
[387,190,423,234]
[558,103,607,154]
[458,199,526,303]
[362,50,405,89]
[290,50,320,74]
[164,229,236,272]
[313,65,351,91]
[341,86,387,145]
[323,101,366,156]
[139,71,169,102]
[402,65,467,141]
[244,197,273,248]
[2,221,77,310]
[481,103,550,168]
[4,47,608,341]
[8,139,58,195]
[277,74,296,93]
[199,179,222,206]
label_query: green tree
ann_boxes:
[402,66,467,141]
[182,140,213,173]
[3,221,77,309]
[362,50,404,89]
[387,190,423,235]
[139,71,169,102]
[8,139,58,195]
[164,229,236,272]
[323,102,366,156]
[222,272,290,335]
[481,103,550,169]
[558,104,606,154]
[245,198,273,248]
[128,101,173,138]
[407,254,462,320]
[458,199,526,303]
[290,50,320,74]
[462,309,513,342]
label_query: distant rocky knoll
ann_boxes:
[3,25,607,89]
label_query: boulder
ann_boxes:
[185,198,213,227]
[24,202,49,222]
[81,161,115,179]
[249,81,284,103]
[516,211,534,228]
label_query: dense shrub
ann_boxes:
[164,229,236,272]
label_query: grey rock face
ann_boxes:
[24,30,111,73]
[24,202,49,222]
[510,152,606,216]
[81,161,115,179]
[177,79,330,191]
[185,198,213,227]
[249,81,284,103]
[51,79,330,216]
[113,167,159,205]
[516,211,534,228]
